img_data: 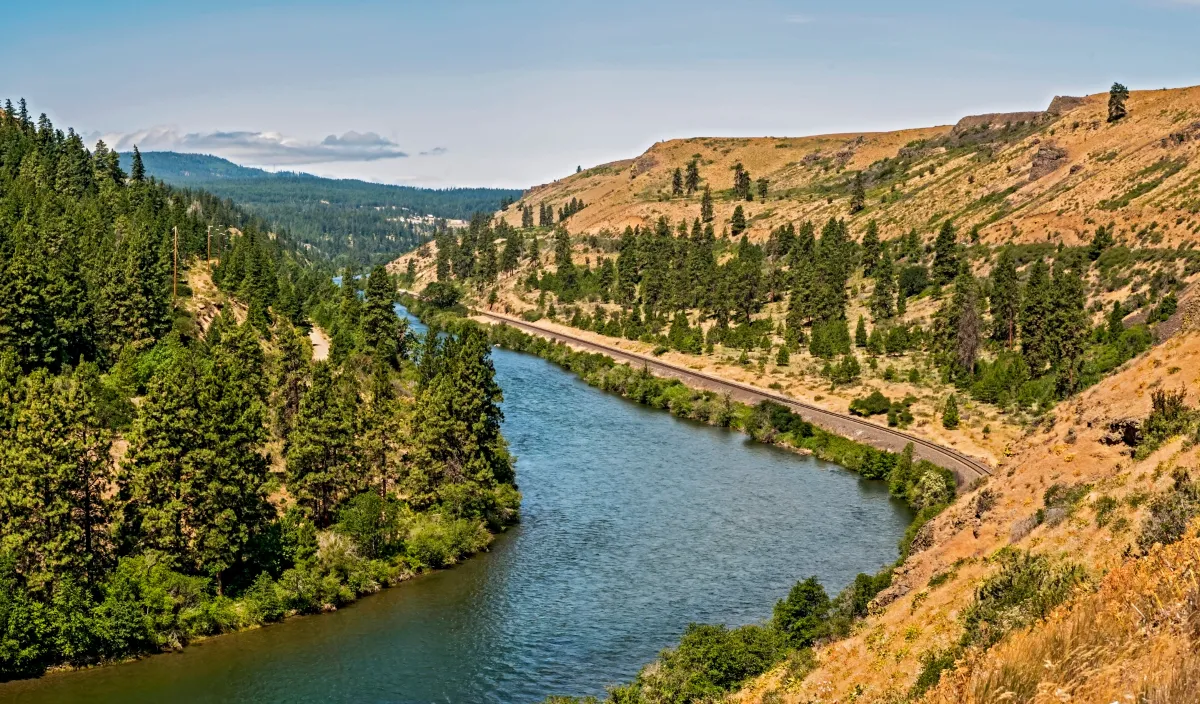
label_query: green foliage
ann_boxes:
[773,578,831,647]
[127,151,519,268]
[942,394,960,429]
[1137,471,1200,551]
[1107,82,1129,123]
[849,390,891,417]
[960,548,1086,649]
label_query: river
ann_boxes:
[2,305,912,704]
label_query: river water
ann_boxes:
[2,306,912,704]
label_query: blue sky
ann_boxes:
[5,0,1198,187]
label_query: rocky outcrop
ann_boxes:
[1030,142,1069,180]
[953,111,1046,133]
[1047,95,1086,115]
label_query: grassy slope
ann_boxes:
[498,86,1200,247]
[728,332,1200,703]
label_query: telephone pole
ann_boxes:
[172,226,178,301]
[207,225,212,262]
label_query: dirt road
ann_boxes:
[471,308,993,486]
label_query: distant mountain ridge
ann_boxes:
[121,151,522,266]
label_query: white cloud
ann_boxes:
[94,126,417,164]
[785,14,814,24]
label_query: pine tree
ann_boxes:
[1050,261,1088,396]
[855,316,868,347]
[500,228,524,273]
[849,172,866,213]
[942,395,960,430]
[1108,82,1129,123]
[861,220,881,275]
[1020,258,1053,374]
[870,246,896,319]
[730,205,747,236]
[435,234,452,281]
[951,271,981,378]
[1088,224,1114,261]
[119,341,207,567]
[756,177,769,201]
[2,368,113,590]
[129,145,145,183]
[700,186,714,223]
[362,265,404,365]
[408,328,513,519]
[272,323,310,443]
[671,167,684,196]
[1107,301,1125,341]
[932,220,958,286]
[685,159,701,194]
[286,363,357,527]
[989,247,1020,346]
[196,322,273,588]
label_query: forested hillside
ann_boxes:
[0,100,518,681]
[122,151,521,267]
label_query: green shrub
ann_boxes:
[1137,474,1200,551]
[773,577,831,648]
[960,548,1086,649]
[405,515,490,569]
[849,390,891,416]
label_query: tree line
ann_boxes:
[0,102,518,680]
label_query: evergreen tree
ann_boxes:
[855,316,868,347]
[477,228,498,284]
[1107,301,1125,341]
[361,265,405,365]
[1050,261,1088,395]
[1107,82,1129,123]
[2,368,113,590]
[849,172,866,213]
[756,177,769,201]
[989,247,1020,346]
[870,246,896,319]
[671,167,684,196]
[500,228,524,273]
[118,341,207,566]
[932,220,959,286]
[730,205,747,236]
[286,363,357,527]
[1020,259,1053,374]
[700,186,714,223]
[1088,224,1114,261]
[685,159,701,194]
[435,234,452,281]
[196,322,273,589]
[951,271,982,379]
[860,220,881,275]
[408,328,513,520]
[129,145,145,183]
[942,395,960,430]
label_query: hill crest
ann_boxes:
[502,85,1200,247]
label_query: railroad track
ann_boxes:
[468,308,993,486]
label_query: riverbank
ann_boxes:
[404,300,966,702]
[407,298,957,555]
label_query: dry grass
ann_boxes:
[926,525,1200,704]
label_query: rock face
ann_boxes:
[953,111,1046,133]
[1030,142,1069,180]
[1047,95,1086,115]
[1102,418,1142,447]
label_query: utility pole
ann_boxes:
[173,226,178,301]
[207,224,212,262]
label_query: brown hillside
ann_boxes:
[732,330,1200,703]
[500,86,1200,246]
